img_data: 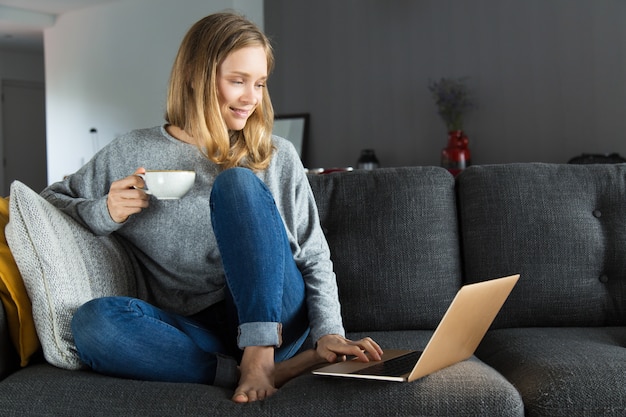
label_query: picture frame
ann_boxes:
[273,113,309,160]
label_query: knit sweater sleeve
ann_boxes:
[40,137,131,236]
[263,138,346,343]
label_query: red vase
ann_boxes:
[441,130,471,176]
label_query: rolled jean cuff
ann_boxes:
[238,322,283,349]
[213,354,239,389]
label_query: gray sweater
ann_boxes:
[41,125,345,343]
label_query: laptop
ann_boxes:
[312,274,519,382]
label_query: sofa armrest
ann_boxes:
[0,299,19,380]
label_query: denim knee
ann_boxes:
[212,167,257,190]
[211,167,268,206]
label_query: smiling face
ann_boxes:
[216,45,268,131]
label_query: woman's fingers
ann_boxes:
[316,335,384,363]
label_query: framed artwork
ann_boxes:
[273,113,309,159]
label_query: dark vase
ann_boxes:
[441,130,471,176]
[357,149,380,170]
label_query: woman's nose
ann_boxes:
[241,84,259,104]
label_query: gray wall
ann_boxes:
[0,49,46,195]
[265,0,626,169]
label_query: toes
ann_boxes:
[232,388,277,403]
[247,391,259,402]
[232,392,249,403]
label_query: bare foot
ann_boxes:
[232,346,276,403]
[232,348,327,403]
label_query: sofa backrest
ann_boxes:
[308,167,462,332]
[457,163,626,328]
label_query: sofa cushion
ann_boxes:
[0,197,39,366]
[0,345,524,417]
[308,167,462,332]
[476,327,626,416]
[5,181,137,370]
[457,163,626,327]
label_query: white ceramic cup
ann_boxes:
[137,170,196,200]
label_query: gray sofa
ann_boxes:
[1,163,625,416]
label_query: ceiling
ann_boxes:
[0,0,119,52]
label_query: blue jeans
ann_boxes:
[71,168,310,387]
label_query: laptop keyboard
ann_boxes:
[351,351,422,377]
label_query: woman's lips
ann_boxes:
[231,107,251,118]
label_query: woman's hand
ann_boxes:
[315,334,383,363]
[107,168,150,223]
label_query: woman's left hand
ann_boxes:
[315,334,383,363]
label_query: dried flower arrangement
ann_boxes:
[428,77,473,132]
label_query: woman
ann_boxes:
[41,12,382,403]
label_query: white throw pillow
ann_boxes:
[5,181,137,370]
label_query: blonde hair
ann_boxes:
[165,12,275,171]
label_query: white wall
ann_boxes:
[44,0,264,183]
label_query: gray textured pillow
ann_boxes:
[5,181,136,370]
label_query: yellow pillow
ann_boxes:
[0,196,40,366]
